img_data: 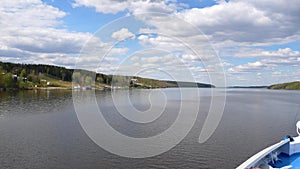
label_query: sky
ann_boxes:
[0,0,299,86]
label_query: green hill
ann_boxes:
[268,81,300,90]
[0,61,214,90]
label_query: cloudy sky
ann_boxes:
[0,0,300,86]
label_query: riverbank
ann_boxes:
[268,81,300,90]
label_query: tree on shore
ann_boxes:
[2,73,14,88]
[0,66,3,88]
[72,72,81,84]
[85,76,93,86]
[20,69,27,79]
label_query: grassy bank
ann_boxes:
[268,81,300,90]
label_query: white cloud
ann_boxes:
[4,28,90,54]
[228,61,267,73]
[74,36,129,70]
[182,54,200,61]
[0,0,66,28]
[228,56,300,74]
[178,0,300,46]
[230,48,300,58]
[73,0,128,14]
[220,60,233,67]
[272,71,282,75]
[110,47,130,56]
[73,0,177,14]
[137,34,187,50]
[136,33,216,64]
[73,0,300,54]
[0,0,93,66]
[130,56,139,61]
[111,28,135,41]
[0,0,130,69]
[128,0,177,15]
[72,0,300,85]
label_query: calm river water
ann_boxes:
[0,88,300,169]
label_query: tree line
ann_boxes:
[0,61,214,90]
[0,61,114,89]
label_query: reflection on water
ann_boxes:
[0,88,300,168]
[0,90,73,117]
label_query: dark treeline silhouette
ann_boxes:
[0,61,73,81]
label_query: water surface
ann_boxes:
[0,89,299,168]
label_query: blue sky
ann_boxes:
[0,0,299,86]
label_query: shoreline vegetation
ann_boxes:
[0,61,213,91]
[227,82,300,90]
[1,61,299,91]
[228,81,300,90]
[267,81,300,90]
[227,86,268,89]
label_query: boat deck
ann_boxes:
[271,153,300,168]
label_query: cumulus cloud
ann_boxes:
[0,0,66,28]
[74,0,300,46]
[138,34,188,51]
[73,0,128,14]
[228,57,300,74]
[72,0,300,52]
[0,0,91,66]
[111,28,135,41]
[228,61,268,73]
[0,0,129,68]
[74,36,129,70]
[230,48,300,58]
[73,0,177,14]
[140,54,174,64]
[182,54,200,61]
[178,0,300,46]
[5,28,90,54]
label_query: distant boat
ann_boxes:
[237,122,300,169]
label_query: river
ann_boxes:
[0,88,299,168]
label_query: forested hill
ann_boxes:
[268,81,300,90]
[0,61,214,89]
[0,61,73,81]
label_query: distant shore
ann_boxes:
[34,87,71,90]
[267,81,300,90]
